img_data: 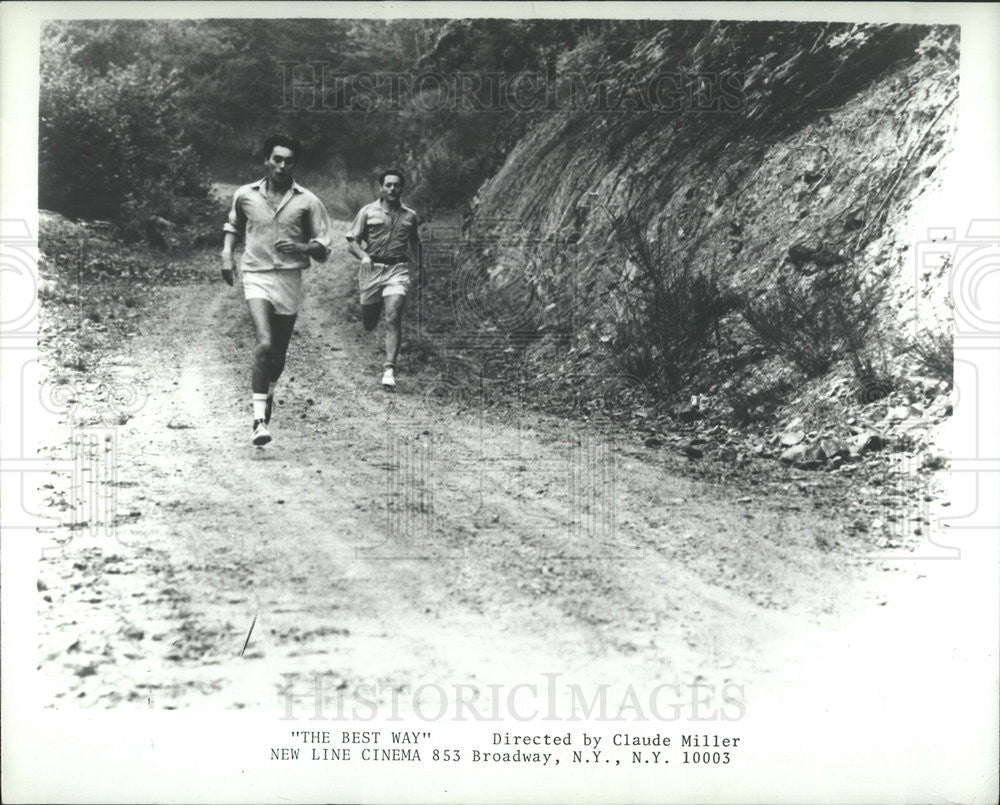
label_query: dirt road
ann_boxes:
[36,244,958,722]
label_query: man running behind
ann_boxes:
[221,135,333,445]
[345,169,422,389]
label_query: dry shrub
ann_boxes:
[742,261,891,381]
[602,207,738,392]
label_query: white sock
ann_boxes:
[267,381,277,398]
[253,393,267,421]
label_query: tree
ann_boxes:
[39,29,212,239]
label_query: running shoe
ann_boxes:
[251,419,272,446]
[381,367,396,389]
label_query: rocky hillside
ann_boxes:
[439,21,957,487]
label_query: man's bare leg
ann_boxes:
[268,314,296,376]
[246,298,296,441]
[382,293,405,368]
[361,300,382,332]
[266,312,295,423]
[380,294,405,388]
[247,298,276,395]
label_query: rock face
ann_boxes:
[476,24,954,278]
[467,23,956,422]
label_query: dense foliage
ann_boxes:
[40,29,215,241]
[39,18,597,233]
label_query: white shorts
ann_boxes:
[359,261,410,305]
[242,269,304,316]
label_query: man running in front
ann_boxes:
[345,169,422,389]
[221,135,333,445]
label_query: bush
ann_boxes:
[742,272,841,377]
[742,261,890,379]
[39,31,213,242]
[850,351,897,402]
[899,326,953,383]
[602,208,738,392]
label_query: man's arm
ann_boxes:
[345,207,371,269]
[221,232,239,286]
[275,196,334,262]
[221,191,245,286]
[275,240,328,260]
[408,217,422,269]
[346,238,370,264]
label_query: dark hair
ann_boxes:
[262,135,303,162]
[379,169,406,187]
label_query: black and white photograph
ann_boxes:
[2,2,998,802]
